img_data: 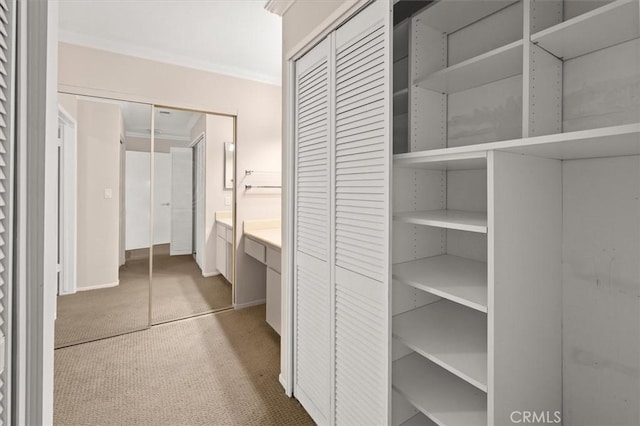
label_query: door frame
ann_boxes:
[57,105,77,295]
[189,132,205,269]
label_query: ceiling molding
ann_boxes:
[264,0,295,16]
[126,131,191,142]
[59,29,282,87]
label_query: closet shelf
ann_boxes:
[393,88,409,98]
[394,210,487,233]
[393,254,488,313]
[416,0,517,34]
[394,151,487,171]
[393,353,487,426]
[414,40,523,94]
[400,412,437,426]
[531,0,639,61]
[393,300,488,391]
[393,123,640,162]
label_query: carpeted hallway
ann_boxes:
[54,305,313,425]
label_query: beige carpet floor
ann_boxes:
[54,305,313,426]
[151,249,232,324]
[55,257,150,347]
[56,246,232,348]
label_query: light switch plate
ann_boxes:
[225,196,231,206]
[104,188,113,199]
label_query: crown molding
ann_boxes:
[264,0,295,16]
[126,131,191,142]
[59,29,282,87]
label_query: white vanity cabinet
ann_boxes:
[243,222,282,335]
[215,222,232,282]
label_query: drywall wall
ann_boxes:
[76,99,121,289]
[59,42,281,307]
[126,135,188,153]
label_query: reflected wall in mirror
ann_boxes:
[151,107,234,324]
[55,93,152,348]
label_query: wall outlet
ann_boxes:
[104,188,113,199]
[224,196,231,206]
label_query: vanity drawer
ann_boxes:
[226,228,233,243]
[266,247,281,273]
[216,223,226,238]
[245,237,266,263]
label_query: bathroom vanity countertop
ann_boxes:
[244,228,281,250]
[216,217,233,229]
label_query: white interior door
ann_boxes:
[332,2,391,423]
[125,151,151,250]
[293,37,332,425]
[153,152,171,245]
[170,147,193,255]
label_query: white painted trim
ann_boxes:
[234,299,266,310]
[76,281,119,292]
[202,271,220,278]
[57,105,77,296]
[264,0,295,16]
[59,30,282,87]
[126,130,191,142]
[279,373,288,392]
[189,132,205,148]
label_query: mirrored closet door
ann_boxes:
[150,106,235,324]
[55,94,152,348]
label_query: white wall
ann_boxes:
[58,42,282,306]
[76,99,121,289]
[190,114,234,277]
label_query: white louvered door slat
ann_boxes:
[0,0,11,422]
[333,1,391,424]
[294,38,332,425]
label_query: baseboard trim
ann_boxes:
[278,374,292,397]
[77,280,119,292]
[234,299,266,310]
[202,270,220,278]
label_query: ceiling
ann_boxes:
[121,102,202,141]
[58,0,283,85]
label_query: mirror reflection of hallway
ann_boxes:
[55,94,152,348]
[151,107,234,324]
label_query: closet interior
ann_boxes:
[390,0,639,425]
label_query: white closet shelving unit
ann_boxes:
[390,0,640,425]
[291,0,639,424]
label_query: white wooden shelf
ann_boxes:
[393,300,488,391]
[394,151,487,171]
[393,353,487,426]
[401,412,437,426]
[394,123,640,162]
[394,210,487,233]
[532,0,639,61]
[416,0,517,34]
[414,40,523,94]
[393,255,488,313]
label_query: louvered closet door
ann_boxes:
[293,37,332,425]
[333,1,391,424]
[0,0,13,422]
